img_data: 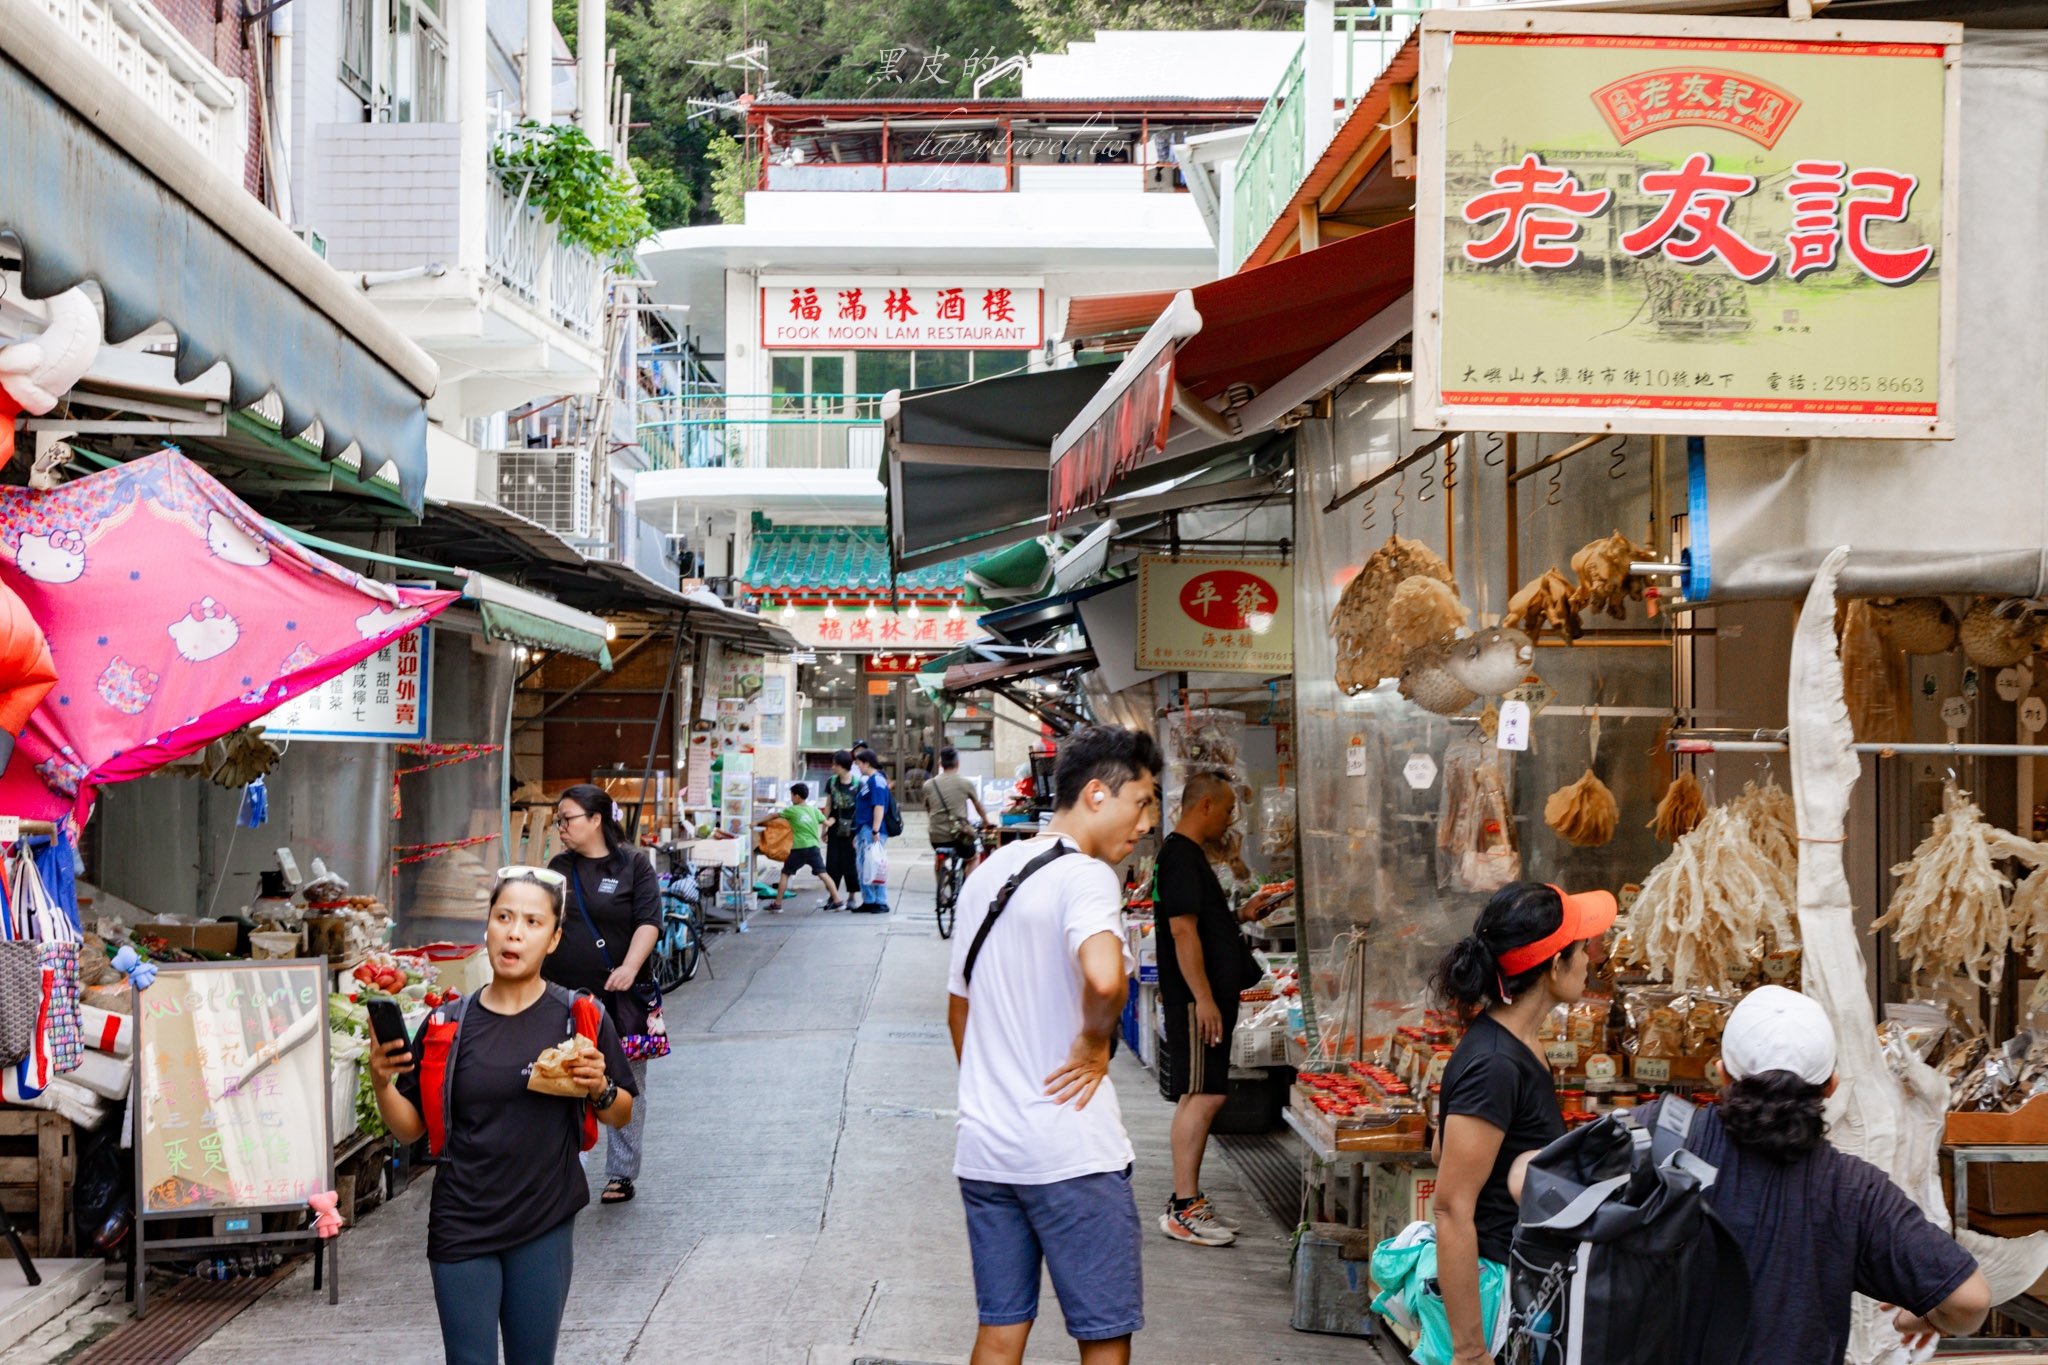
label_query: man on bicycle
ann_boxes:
[924,746,990,874]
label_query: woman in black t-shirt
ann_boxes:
[368,867,638,1365]
[544,783,660,1204]
[1429,882,1615,1365]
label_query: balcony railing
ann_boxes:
[1230,5,1434,269]
[38,0,241,172]
[636,394,887,472]
[484,177,602,339]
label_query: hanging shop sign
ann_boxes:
[761,277,1044,349]
[782,607,987,651]
[263,630,431,742]
[1135,557,1293,675]
[1413,11,1961,439]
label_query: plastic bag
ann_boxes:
[1437,737,1520,893]
[861,840,890,887]
[1259,786,1297,858]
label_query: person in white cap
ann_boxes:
[1669,985,1990,1364]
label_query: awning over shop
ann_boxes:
[884,366,1116,569]
[1048,217,1414,526]
[465,573,613,667]
[0,0,437,511]
[942,647,1097,693]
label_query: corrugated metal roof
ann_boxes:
[744,520,978,596]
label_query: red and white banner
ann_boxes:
[761,277,1043,350]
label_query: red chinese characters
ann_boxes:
[982,288,1015,322]
[935,288,967,321]
[788,287,822,322]
[1784,161,1846,280]
[884,288,916,322]
[836,288,867,321]
[1621,153,1777,282]
[1462,154,1612,269]
[1591,67,1801,148]
[1842,169,1935,285]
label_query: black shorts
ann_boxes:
[782,846,827,877]
[934,833,979,860]
[1162,999,1237,1099]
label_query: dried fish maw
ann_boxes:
[1650,771,1708,843]
[1329,534,1455,694]
[1841,600,1910,745]
[1544,768,1618,847]
[1388,576,1468,653]
[1570,531,1655,621]
[1872,783,2014,987]
[1504,567,1582,645]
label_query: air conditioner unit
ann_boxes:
[497,448,592,540]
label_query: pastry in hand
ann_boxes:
[526,1034,597,1097]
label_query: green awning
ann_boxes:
[476,601,612,667]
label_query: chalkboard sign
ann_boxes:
[132,961,334,1214]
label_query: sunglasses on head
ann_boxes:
[495,865,567,889]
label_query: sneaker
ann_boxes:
[1159,1202,1235,1246]
[1190,1196,1241,1232]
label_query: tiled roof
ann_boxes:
[743,520,976,597]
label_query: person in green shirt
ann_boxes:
[757,782,845,909]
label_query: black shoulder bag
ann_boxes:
[961,843,1075,987]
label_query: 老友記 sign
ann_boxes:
[761,277,1044,350]
[1413,11,1960,439]
[1135,557,1293,675]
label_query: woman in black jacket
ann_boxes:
[545,783,660,1203]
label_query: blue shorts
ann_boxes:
[958,1165,1143,1341]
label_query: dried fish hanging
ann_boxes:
[1989,829,2048,969]
[1839,599,1910,745]
[1569,530,1655,620]
[1871,782,2017,988]
[1619,779,1800,992]
[1330,534,1456,694]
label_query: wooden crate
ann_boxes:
[0,1109,74,1255]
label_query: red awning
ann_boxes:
[1061,290,1178,345]
[1174,216,1414,401]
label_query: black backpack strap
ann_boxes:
[1696,1205,1754,1365]
[962,842,1075,987]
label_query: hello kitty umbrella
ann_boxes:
[0,450,458,820]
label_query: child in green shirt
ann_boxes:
[758,782,844,909]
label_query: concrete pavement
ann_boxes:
[30,854,1402,1365]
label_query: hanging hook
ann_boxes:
[1443,445,1458,496]
[1482,432,1505,468]
[1607,436,1628,480]
[1545,461,1564,507]
[1391,467,1406,533]
[1418,452,1438,503]
[1360,483,1377,535]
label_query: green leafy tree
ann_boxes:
[1013,0,1292,51]
[631,156,694,231]
[494,121,654,257]
[704,131,757,224]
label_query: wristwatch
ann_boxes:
[591,1080,618,1112]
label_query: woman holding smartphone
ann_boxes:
[367,866,638,1365]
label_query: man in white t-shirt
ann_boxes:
[947,725,1162,1365]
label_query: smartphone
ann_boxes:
[365,998,409,1050]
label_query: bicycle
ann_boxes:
[932,832,982,940]
[652,851,716,988]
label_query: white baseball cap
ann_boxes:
[1720,985,1837,1087]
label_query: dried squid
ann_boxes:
[1503,567,1582,645]
[1570,530,1655,621]
[1620,789,1799,992]
[1872,783,2015,987]
[1650,770,1708,842]
[1544,768,1618,847]
[1330,534,1455,694]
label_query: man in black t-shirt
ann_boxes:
[1155,771,1287,1247]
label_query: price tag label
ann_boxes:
[1619,883,1642,915]
[1940,695,1972,730]
[1427,1054,1450,1084]
[1545,1042,1580,1067]
[2024,697,2048,735]
[1633,1057,1672,1083]
[1404,753,1438,790]
[1503,677,1555,716]
[1497,698,1532,752]
[1764,950,1798,980]
[1998,666,2033,703]
[1585,1053,1619,1082]
[1346,736,1368,778]
[1705,1056,1726,1088]
[0,816,19,844]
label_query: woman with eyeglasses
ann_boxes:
[544,783,662,1204]
[367,866,637,1365]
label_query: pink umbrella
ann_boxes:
[0,451,458,820]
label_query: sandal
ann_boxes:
[602,1178,635,1204]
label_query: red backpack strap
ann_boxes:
[418,995,469,1157]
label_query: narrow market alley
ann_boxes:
[10,860,1399,1365]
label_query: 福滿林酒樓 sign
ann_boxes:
[1413,11,1960,439]
[761,278,1043,350]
